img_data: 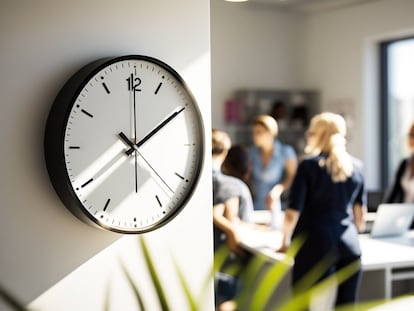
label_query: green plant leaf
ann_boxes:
[103,276,111,311]
[234,253,268,310]
[248,259,291,310]
[278,259,361,311]
[119,259,146,311]
[245,235,305,311]
[173,259,198,311]
[213,244,232,273]
[291,253,336,297]
[139,236,171,311]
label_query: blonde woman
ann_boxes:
[279,112,367,308]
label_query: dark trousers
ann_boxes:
[293,252,362,308]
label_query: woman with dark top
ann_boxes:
[279,112,367,308]
[385,122,414,204]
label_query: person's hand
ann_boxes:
[276,243,288,253]
[265,194,274,211]
[266,184,284,210]
[226,230,245,257]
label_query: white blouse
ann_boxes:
[401,159,414,203]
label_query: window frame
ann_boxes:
[379,35,414,189]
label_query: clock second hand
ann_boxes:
[118,132,174,195]
[136,150,174,195]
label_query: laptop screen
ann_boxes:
[370,203,414,238]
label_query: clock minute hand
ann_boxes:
[125,106,185,156]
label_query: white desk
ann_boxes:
[359,232,414,300]
[239,227,414,301]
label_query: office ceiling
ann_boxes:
[248,0,380,12]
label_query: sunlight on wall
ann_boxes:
[181,51,212,128]
[27,50,213,311]
[28,236,163,311]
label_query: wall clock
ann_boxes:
[44,55,204,234]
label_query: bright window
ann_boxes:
[380,37,414,188]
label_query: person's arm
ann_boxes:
[213,200,244,256]
[223,196,241,224]
[267,158,298,210]
[280,157,298,192]
[278,208,299,252]
[353,203,367,233]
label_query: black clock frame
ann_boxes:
[44,55,205,234]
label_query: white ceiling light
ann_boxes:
[225,0,249,2]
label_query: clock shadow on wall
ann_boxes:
[44,55,204,235]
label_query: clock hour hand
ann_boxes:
[125,106,185,156]
[119,132,138,152]
[118,132,139,192]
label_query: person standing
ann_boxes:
[385,121,414,204]
[249,115,297,228]
[279,112,367,308]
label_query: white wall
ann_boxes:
[0,1,213,310]
[211,0,306,130]
[303,0,414,188]
[211,0,414,189]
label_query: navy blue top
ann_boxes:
[289,153,366,257]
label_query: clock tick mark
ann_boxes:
[102,82,110,94]
[100,76,111,94]
[155,195,162,207]
[154,82,163,94]
[81,178,93,188]
[81,109,93,118]
[103,198,110,211]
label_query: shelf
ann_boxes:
[224,88,320,153]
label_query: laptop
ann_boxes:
[370,203,414,238]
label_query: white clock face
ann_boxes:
[60,56,204,233]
